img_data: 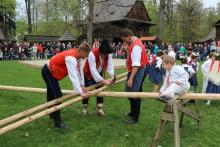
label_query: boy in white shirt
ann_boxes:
[159,56,190,103]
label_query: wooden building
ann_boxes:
[199,19,220,46]
[24,35,61,43]
[80,0,155,42]
[213,20,220,46]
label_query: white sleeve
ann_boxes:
[65,56,83,94]
[79,59,85,86]
[106,54,114,76]
[189,66,195,74]
[131,45,142,66]
[156,58,162,68]
[177,67,189,84]
[201,60,211,75]
[88,52,104,82]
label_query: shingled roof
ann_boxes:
[24,35,60,42]
[199,28,216,43]
[93,0,154,25]
[213,19,220,26]
[58,32,76,42]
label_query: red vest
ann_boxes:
[49,48,79,80]
[127,38,147,72]
[84,48,109,80]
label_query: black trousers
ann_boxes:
[41,64,62,122]
[125,68,145,120]
[82,74,103,104]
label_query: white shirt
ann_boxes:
[88,52,114,82]
[131,37,142,67]
[201,59,212,76]
[181,64,195,75]
[156,57,162,68]
[32,46,37,53]
[168,50,176,60]
[65,56,84,94]
[160,65,190,92]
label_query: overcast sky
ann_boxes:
[16,0,220,8]
[202,0,219,8]
[16,0,220,18]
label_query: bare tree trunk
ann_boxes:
[32,0,35,30]
[46,0,49,33]
[158,0,165,39]
[87,0,94,46]
[35,7,38,29]
[25,0,32,34]
[53,0,58,34]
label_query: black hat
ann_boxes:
[99,39,112,55]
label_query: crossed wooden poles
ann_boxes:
[1,73,220,146]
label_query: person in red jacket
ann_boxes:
[41,42,91,129]
[83,39,116,116]
[120,29,147,124]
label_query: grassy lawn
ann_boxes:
[0,61,220,147]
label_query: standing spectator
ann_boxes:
[121,42,128,59]
[93,39,100,48]
[112,42,117,58]
[60,43,66,52]
[67,42,72,49]
[179,43,186,55]
[38,44,43,59]
[209,42,215,53]
[153,42,159,54]
[168,44,176,60]
[161,42,168,51]
[32,43,38,60]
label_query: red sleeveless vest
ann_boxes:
[49,48,79,80]
[84,48,109,80]
[127,38,147,72]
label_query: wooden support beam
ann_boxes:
[0,77,127,134]
[173,103,180,147]
[176,103,200,121]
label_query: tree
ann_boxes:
[158,0,165,39]
[177,0,203,42]
[25,0,32,34]
[86,0,94,45]
[0,0,16,39]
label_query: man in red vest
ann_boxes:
[120,29,147,124]
[41,42,91,129]
[83,39,116,116]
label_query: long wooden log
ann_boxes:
[0,94,74,127]
[0,72,127,94]
[18,61,126,70]
[0,77,127,135]
[0,73,127,127]
[97,91,220,100]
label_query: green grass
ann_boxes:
[0,61,220,147]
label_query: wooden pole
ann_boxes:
[97,91,220,100]
[0,72,127,94]
[0,77,126,135]
[18,61,126,70]
[0,73,127,127]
